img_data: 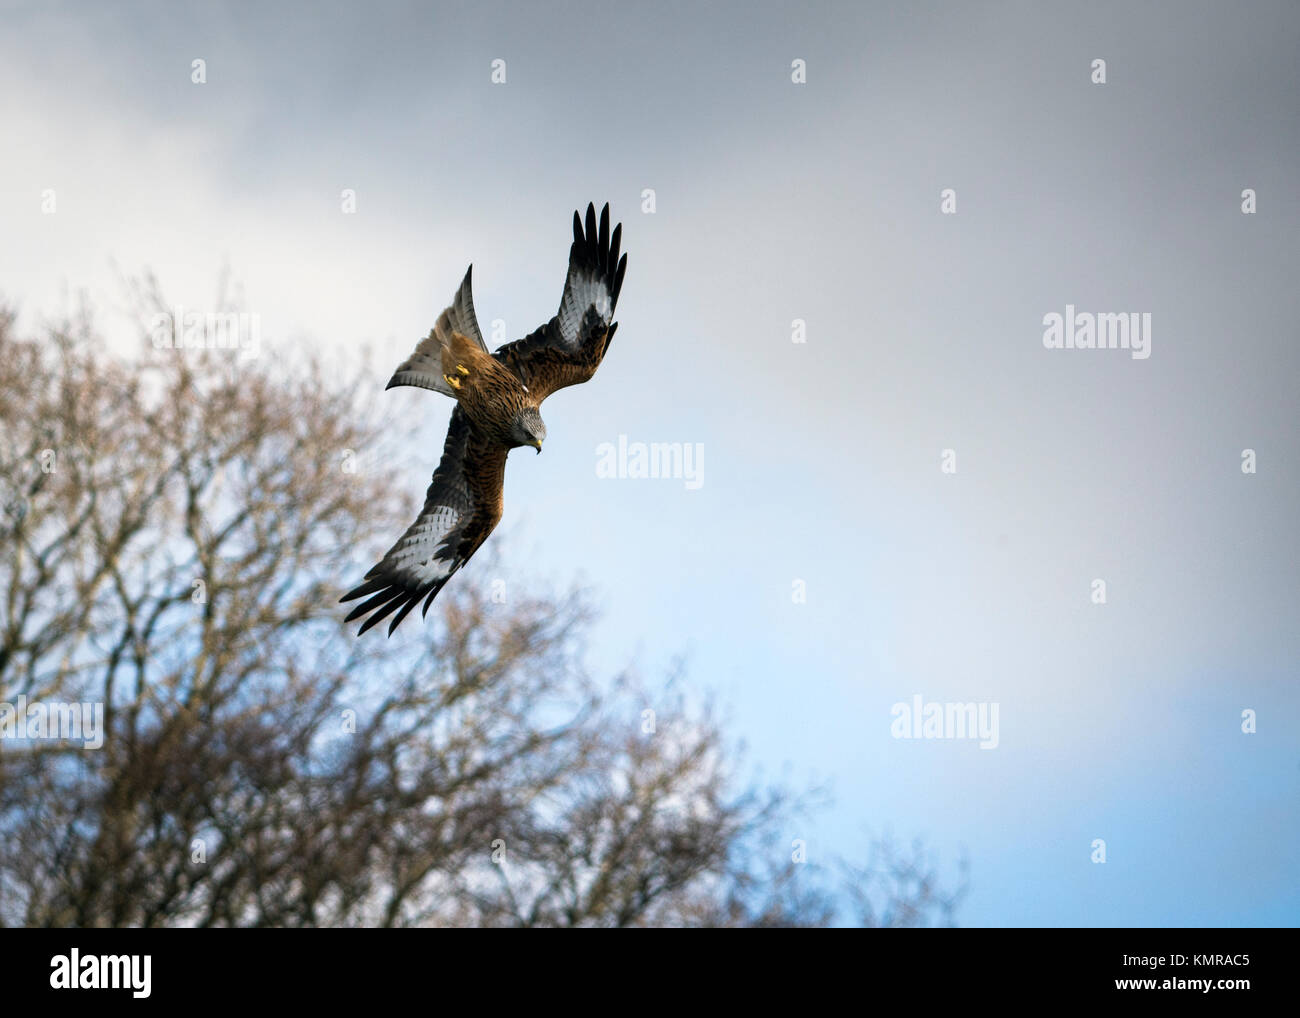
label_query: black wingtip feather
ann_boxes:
[340,576,387,603]
[356,587,413,634]
[345,586,406,624]
[613,254,627,307]
[387,593,421,635]
[609,223,621,271]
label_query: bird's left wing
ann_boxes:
[493,202,627,402]
[340,406,506,635]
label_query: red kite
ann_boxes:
[342,203,627,635]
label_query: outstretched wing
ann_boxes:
[386,266,489,395]
[493,202,627,402]
[340,406,505,635]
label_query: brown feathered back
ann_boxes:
[439,332,536,446]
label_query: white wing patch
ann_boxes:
[557,273,612,348]
[384,503,460,584]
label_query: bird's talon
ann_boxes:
[443,374,462,390]
[455,364,470,376]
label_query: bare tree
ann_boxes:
[0,290,964,927]
[841,836,970,928]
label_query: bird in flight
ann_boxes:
[341,202,627,635]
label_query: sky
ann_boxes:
[1,0,1297,926]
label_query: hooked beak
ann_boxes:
[530,438,543,454]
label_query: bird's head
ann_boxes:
[511,407,547,453]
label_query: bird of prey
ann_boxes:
[341,202,627,635]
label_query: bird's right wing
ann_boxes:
[340,406,506,635]
[386,265,489,395]
[493,202,626,403]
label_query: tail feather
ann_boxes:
[386,265,487,394]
